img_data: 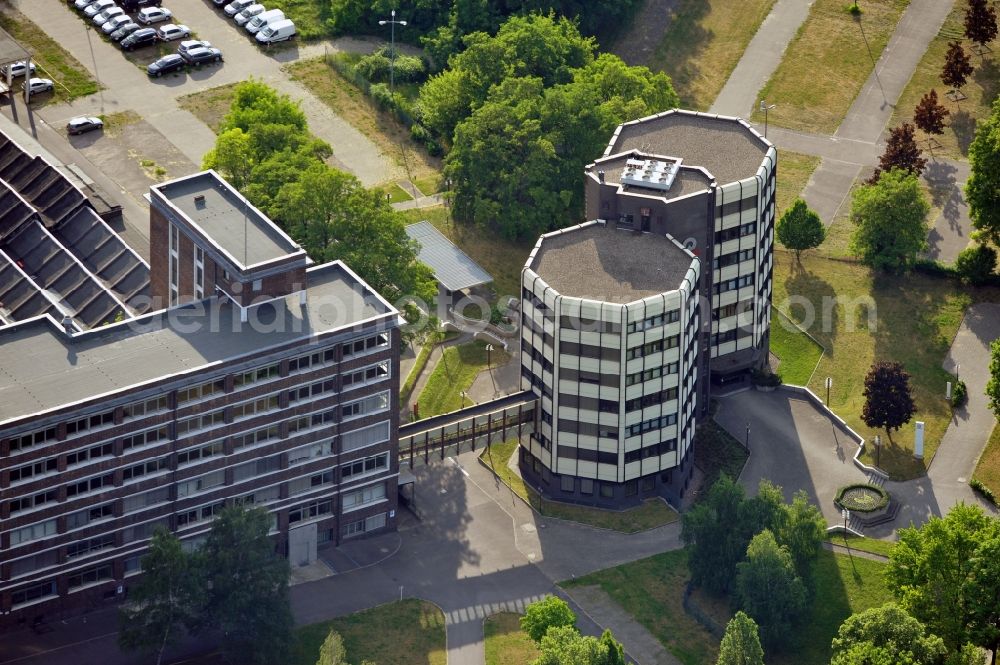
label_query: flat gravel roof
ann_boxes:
[530,222,696,304]
[609,111,768,185]
[153,172,302,268]
[0,262,396,426]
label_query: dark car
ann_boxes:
[110,21,140,42]
[120,27,157,50]
[121,0,161,9]
[147,53,185,77]
[211,0,227,6]
[180,46,222,67]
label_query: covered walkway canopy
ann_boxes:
[405,221,492,292]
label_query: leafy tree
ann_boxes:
[776,199,825,261]
[966,98,1000,244]
[521,596,577,643]
[913,89,950,137]
[965,0,998,57]
[717,612,765,665]
[868,123,927,184]
[775,490,826,587]
[831,604,947,665]
[861,361,916,444]
[316,630,348,665]
[273,163,436,307]
[193,505,293,664]
[988,339,1000,418]
[850,168,930,271]
[735,530,807,650]
[532,625,624,665]
[682,474,754,595]
[887,504,1000,655]
[954,243,997,284]
[118,528,203,665]
[942,41,974,92]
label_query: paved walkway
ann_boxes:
[709,0,815,118]
[13,0,401,187]
[564,585,681,665]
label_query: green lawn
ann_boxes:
[751,0,911,133]
[888,3,1000,161]
[973,424,1000,499]
[480,438,681,533]
[826,533,896,558]
[484,613,540,665]
[177,83,239,134]
[416,341,508,417]
[563,548,892,665]
[399,205,531,301]
[257,0,331,40]
[772,250,1000,478]
[382,183,414,203]
[293,599,446,665]
[776,150,821,218]
[644,0,777,110]
[769,308,824,385]
[0,7,99,102]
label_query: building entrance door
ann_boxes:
[289,522,318,567]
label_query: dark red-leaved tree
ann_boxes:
[913,89,950,137]
[965,0,998,59]
[867,123,927,184]
[861,361,916,444]
[941,41,975,95]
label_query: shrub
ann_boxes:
[954,244,998,285]
[834,484,890,513]
[846,3,862,15]
[951,379,968,408]
[355,48,426,84]
[354,53,392,82]
[969,478,997,505]
[520,596,576,643]
[751,367,783,387]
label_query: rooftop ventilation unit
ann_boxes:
[621,158,682,192]
[194,194,206,207]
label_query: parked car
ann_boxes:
[156,23,190,41]
[101,13,132,32]
[83,0,115,17]
[110,21,140,41]
[73,0,99,10]
[92,6,124,25]
[137,6,172,24]
[245,8,282,34]
[177,39,211,57]
[0,61,36,78]
[147,53,185,77]
[66,116,104,135]
[120,27,157,50]
[22,78,54,95]
[180,46,223,66]
[211,0,228,6]
[223,0,253,17]
[121,0,161,9]
[256,18,294,43]
[234,3,264,26]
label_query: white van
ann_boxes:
[245,8,282,34]
[256,18,295,43]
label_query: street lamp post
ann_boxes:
[760,100,776,138]
[485,343,496,395]
[826,376,833,406]
[460,390,467,408]
[842,508,851,535]
[537,484,544,515]
[874,434,881,468]
[745,422,750,451]
[378,9,407,93]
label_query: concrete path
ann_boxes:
[710,0,815,118]
[714,390,870,526]
[834,0,952,143]
[564,585,682,665]
[13,0,401,187]
[881,303,1000,530]
[399,332,473,418]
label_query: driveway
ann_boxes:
[11,0,400,188]
[714,389,870,526]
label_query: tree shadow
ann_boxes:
[949,109,977,156]
[922,160,963,232]
[650,0,712,104]
[784,268,840,354]
[973,58,1000,106]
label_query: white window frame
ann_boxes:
[169,223,179,307]
[194,246,204,300]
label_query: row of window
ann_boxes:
[556,445,617,465]
[625,336,679,361]
[623,438,678,463]
[557,419,618,439]
[625,362,679,387]
[713,248,755,270]
[560,341,619,362]
[717,195,758,218]
[626,310,680,334]
[714,221,757,245]
[711,328,753,346]
[713,274,755,295]
[624,388,679,412]
[625,413,678,437]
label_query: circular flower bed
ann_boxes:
[835,483,890,513]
